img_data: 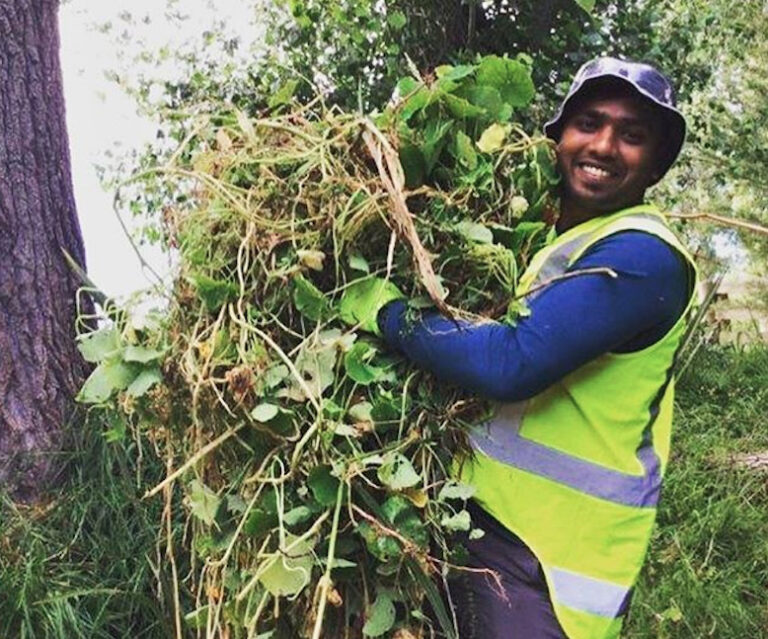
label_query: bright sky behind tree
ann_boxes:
[59,0,262,299]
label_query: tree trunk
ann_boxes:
[0,0,90,501]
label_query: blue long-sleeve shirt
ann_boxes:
[378,231,690,402]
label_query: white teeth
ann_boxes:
[581,164,612,178]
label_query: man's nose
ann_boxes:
[587,126,617,157]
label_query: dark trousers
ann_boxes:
[447,502,568,639]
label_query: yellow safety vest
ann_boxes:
[460,204,698,639]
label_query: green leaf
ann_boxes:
[244,498,278,536]
[476,55,535,108]
[251,403,280,423]
[508,221,547,252]
[455,221,493,244]
[357,521,400,562]
[263,364,290,389]
[284,505,313,527]
[504,299,532,326]
[476,123,510,153]
[383,496,427,548]
[293,342,337,398]
[381,494,412,523]
[268,79,299,109]
[435,76,460,95]
[191,274,239,312]
[126,367,163,397]
[363,591,396,637]
[465,84,505,121]
[103,413,127,443]
[378,453,420,490]
[123,344,166,363]
[435,64,476,81]
[227,494,248,514]
[259,533,314,597]
[77,327,121,363]
[453,130,478,170]
[395,76,420,96]
[443,93,486,120]
[77,359,138,404]
[438,480,476,501]
[662,604,684,622]
[395,79,430,122]
[344,342,386,385]
[187,480,220,526]
[308,465,340,506]
[440,509,471,532]
[386,10,406,30]
[348,401,373,423]
[348,253,370,274]
[253,405,296,436]
[293,274,332,322]
[420,119,453,174]
[573,0,596,12]
[399,143,426,187]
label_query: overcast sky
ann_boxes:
[59,0,262,299]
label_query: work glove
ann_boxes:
[338,277,404,336]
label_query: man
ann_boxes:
[342,57,697,639]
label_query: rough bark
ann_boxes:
[0,0,90,501]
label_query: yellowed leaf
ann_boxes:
[476,123,511,153]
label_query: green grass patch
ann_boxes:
[0,417,172,639]
[625,344,768,639]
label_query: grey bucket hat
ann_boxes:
[544,57,686,182]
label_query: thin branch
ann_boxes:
[728,451,768,471]
[361,120,452,317]
[143,423,245,499]
[517,267,618,300]
[666,212,768,236]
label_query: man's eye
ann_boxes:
[576,117,599,131]
[622,129,647,144]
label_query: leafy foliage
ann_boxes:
[75,57,557,637]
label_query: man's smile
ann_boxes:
[574,160,621,183]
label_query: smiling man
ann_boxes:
[341,57,698,639]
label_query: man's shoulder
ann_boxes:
[575,230,689,282]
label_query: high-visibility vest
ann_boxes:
[459,204,698,639]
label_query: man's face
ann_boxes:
[556,92,662,215]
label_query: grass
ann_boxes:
[1,342,766,638]
[625,344,768,639]
[0,415,172,639]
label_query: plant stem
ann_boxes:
[310,478,346,639]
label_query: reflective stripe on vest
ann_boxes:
[522,212,665,300]
[550,568,632,618]
[469,402,662,508]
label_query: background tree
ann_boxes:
[0,0,90,500]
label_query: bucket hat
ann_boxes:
[544,57,686,182]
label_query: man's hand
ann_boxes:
[339,277,404,336]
